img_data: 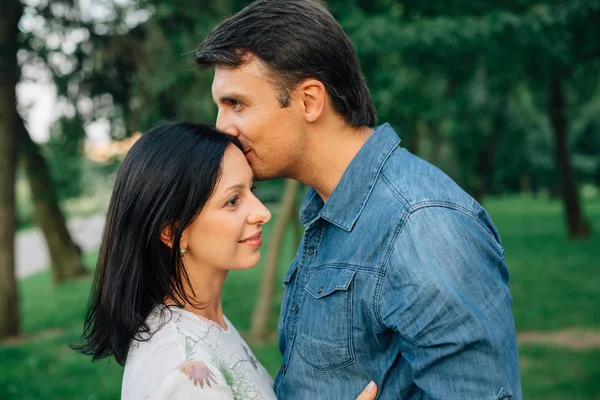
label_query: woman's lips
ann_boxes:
[239,231,262,247]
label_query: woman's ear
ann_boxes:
[160,223,185,249]
[160,224,174,248]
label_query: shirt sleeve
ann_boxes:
[377,205,522,399]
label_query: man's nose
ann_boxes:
[216,111,239,137]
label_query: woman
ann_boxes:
[75,122,376,399]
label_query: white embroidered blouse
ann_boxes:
[121,305,277,400]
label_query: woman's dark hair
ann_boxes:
[73,122,242,366]
[195,0,377,127]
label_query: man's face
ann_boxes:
[212,58,305,180]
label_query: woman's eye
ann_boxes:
[250,184,257,193]
[226,195,239,207]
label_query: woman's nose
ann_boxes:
[248,198,271,225]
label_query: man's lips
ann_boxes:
[239,231,261,243]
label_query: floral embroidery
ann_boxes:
[168,310,270,399]
[177,360,218,388]
[242,345,259,370]
[173,327,264,398]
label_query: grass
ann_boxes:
[1,196,599,399]
[519,346,600,400]
[487,196,600,331]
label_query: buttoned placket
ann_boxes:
[275,221,324,395]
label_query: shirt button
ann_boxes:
[317,287,323,294]
[291,306,298,314]
[307,248,315,255]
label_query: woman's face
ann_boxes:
[181,145,271,271]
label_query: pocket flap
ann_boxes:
[305,268,356,299]
[283,261,300,284]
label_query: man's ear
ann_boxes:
[160,223,185,249]
[297,79,326,123]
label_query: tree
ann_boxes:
[549,71,591,238]
[333,0,599,238]
[20,119,88,283]
[17,0,90,283]
[0,0,22,339]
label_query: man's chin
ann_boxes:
[251,169,279,182]
[245,159,286,181]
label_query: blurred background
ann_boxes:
[1,0,599,399]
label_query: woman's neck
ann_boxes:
[168,266,229,330]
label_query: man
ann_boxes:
[195,1,522,399]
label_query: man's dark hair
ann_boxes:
[195,0,377,127]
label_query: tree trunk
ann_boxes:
[405,117,423,155]
[19,120,88,283]
[428,119,444,166]
[520,173,532,195]
[473,93,507,203]
[549,72,591,240]
[0,0,22,340]
[249,179,299,343]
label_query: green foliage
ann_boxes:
[349,0,600,199]
[18,0,600,202]
[15,174,36,231]
[43,115,86,200]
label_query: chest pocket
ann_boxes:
[295,267,357,371]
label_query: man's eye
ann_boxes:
[226,195,239,207]
[228,99,242,110]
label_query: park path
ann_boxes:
[16,214,105,279]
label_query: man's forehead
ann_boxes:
[214,59,268,80]
[212,61,275,97]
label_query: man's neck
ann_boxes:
[297,123,373,202]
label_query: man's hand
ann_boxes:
[355,381,377,400]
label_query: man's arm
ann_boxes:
[377,205,521,399]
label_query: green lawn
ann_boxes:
[1,196,599,399]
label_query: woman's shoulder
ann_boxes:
[121,307,229,399]
[125,306,217,361]
[124,308,183,368]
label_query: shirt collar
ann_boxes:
[299,123,400,231]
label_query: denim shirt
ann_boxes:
[274,124,521,400]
